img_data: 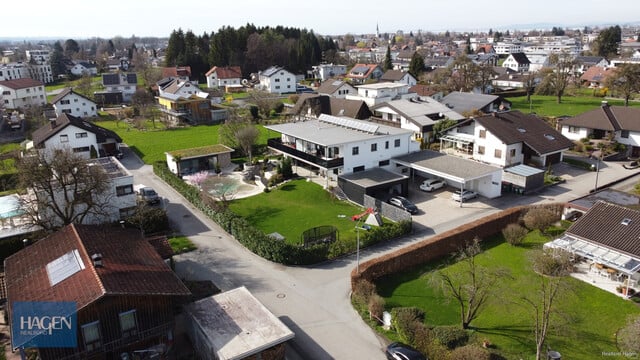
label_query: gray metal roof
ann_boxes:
[504,164,544,177]
[340,168,408,187]
[440,92,501,114]
[372,98,465,128]
[265,115,412,147]
[393,150,501,182]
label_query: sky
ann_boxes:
[3,0,639,39]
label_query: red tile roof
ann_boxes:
[205,66,242,79]
[0,78,44,90]
[162,66,192,78]
[5,224,190,311]
[580,66,612,83]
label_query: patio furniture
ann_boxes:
[606,268,617,280]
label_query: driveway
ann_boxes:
[119,147,640,359]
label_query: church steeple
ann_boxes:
[376,23,380,38]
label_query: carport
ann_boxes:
[392,150,502,205]
[338,168,409,206]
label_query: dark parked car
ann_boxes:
[385,342,427,360]
[388,196,418,214]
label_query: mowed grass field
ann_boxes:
[229,179,363,245]
[377,232,640,360]
[509,94,640,117]
[97,119,272,164]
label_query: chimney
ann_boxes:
[601,100,609,107]
[50,119,57,128]
[91,253,103,268]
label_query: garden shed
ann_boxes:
[501,164,545,194]
[165,144,234,177]
[184,286,294,360]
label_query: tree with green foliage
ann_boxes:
[63,39,80,59]
[49,41,67,79]
[592,25,621,58]
[74,73,93,100]
[536,52,576,103]
[383,46,392,71]
[408,51,424,79]
[605,63,640,106]
[432,118,459,141]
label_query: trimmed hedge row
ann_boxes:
[153,162,411,265]
[351,203,564,287]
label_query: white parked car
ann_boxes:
[452,190,477,202]
[419,178,445,192]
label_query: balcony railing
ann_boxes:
[267,138,344,169]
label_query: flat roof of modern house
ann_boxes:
[265,115,411,147]
[356,82,407,90]
[340,168,408,188]
[166,144,234,160]
[504,164,544,177]
[568,189,640,212]
[185,286,294,360]
[393,150,501,183]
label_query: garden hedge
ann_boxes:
[153,162,411,265]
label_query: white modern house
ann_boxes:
[502,53,530,72]
[0,63,30,82]
[493,41,524,55]
[265,114,420,184]
[205,66,243,89]
[157,77,203,98]
[345,82,413,107]
[31,113,123,160]
[311,63,347,82]
[69,62,98,77]
[0,78,46,109]
[50,88,98,118]
[258,66,296,94]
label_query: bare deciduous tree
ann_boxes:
[536,52,576,104]
[235,125,260,164]
[522,248,573,360]
[18,149,112,231]
[248,90,281,118]
[434,237,509,329]
[74,73,94,100]
[605,63,640,107]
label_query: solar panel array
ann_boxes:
[320,115,379,134]
[102,74,120,85]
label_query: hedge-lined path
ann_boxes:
[118,143,640,359]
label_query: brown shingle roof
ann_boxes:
[0,78,44,90]
[316,79,352,95]
[560,104,640,132]
[380,70,407,82]
[473,111,574,155]
[31,113,122,147]
[567,201,640,258]
[289,94,371,119]
[205,66,242,79]
[162,66,191,78]
[4,224,190,311]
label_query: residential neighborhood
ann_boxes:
[1,12,640,360]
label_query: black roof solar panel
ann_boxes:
[102,74,119,85]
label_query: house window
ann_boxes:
[62,109,72,114]
[479,129,486,138]
[119,310,138,338]
[621,130,630,138]
[385,141,389,149]
[509,149,516,157]
[568,126,579,134]
[494,149,502,158]
[81,321,102,351]
[74,98,78,102]
[371,143,377,152]
[478,146,485,155]
[394,139,401,147]
[60,134,69,143]
[379,160,390,166]
[76,132,88,138]
[275,86,280,89]
[73,147,90,153]
[275,78,280,82]
[116,185,134,196]
[353,165,365,172]
[119,207,136,218]
[60,99,70,105]
[352,146,359,155]
[2,91,10,95]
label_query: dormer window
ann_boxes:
[544,134,555,140]
[622,218,632,226]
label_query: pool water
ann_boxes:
[203,175,255,196]
[0,194,24,219]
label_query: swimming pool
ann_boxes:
[202,173,257,197]
[0,194,24,219]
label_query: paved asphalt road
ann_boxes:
[119,146,640,359]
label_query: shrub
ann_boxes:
[432,325,469,349]
[391,307,425,343]
[572,141,584,153]
[412,322,433,355]
[450,344,491,360]
[368,295,385,322]
[272,102,285,114]
[502,223,528,246]
[523,207,558,233]
[352,279,376,307]
[288,94,299,104]
[249,105,259,120]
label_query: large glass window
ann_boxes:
[82,321,101,351]
[119,310,137,338]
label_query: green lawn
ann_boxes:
[97,119,271,164]
[229,179,363,245]
[510,94,640,117]
[45,75,102,93]
[168,235,197,254]
[377,232,640,360]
